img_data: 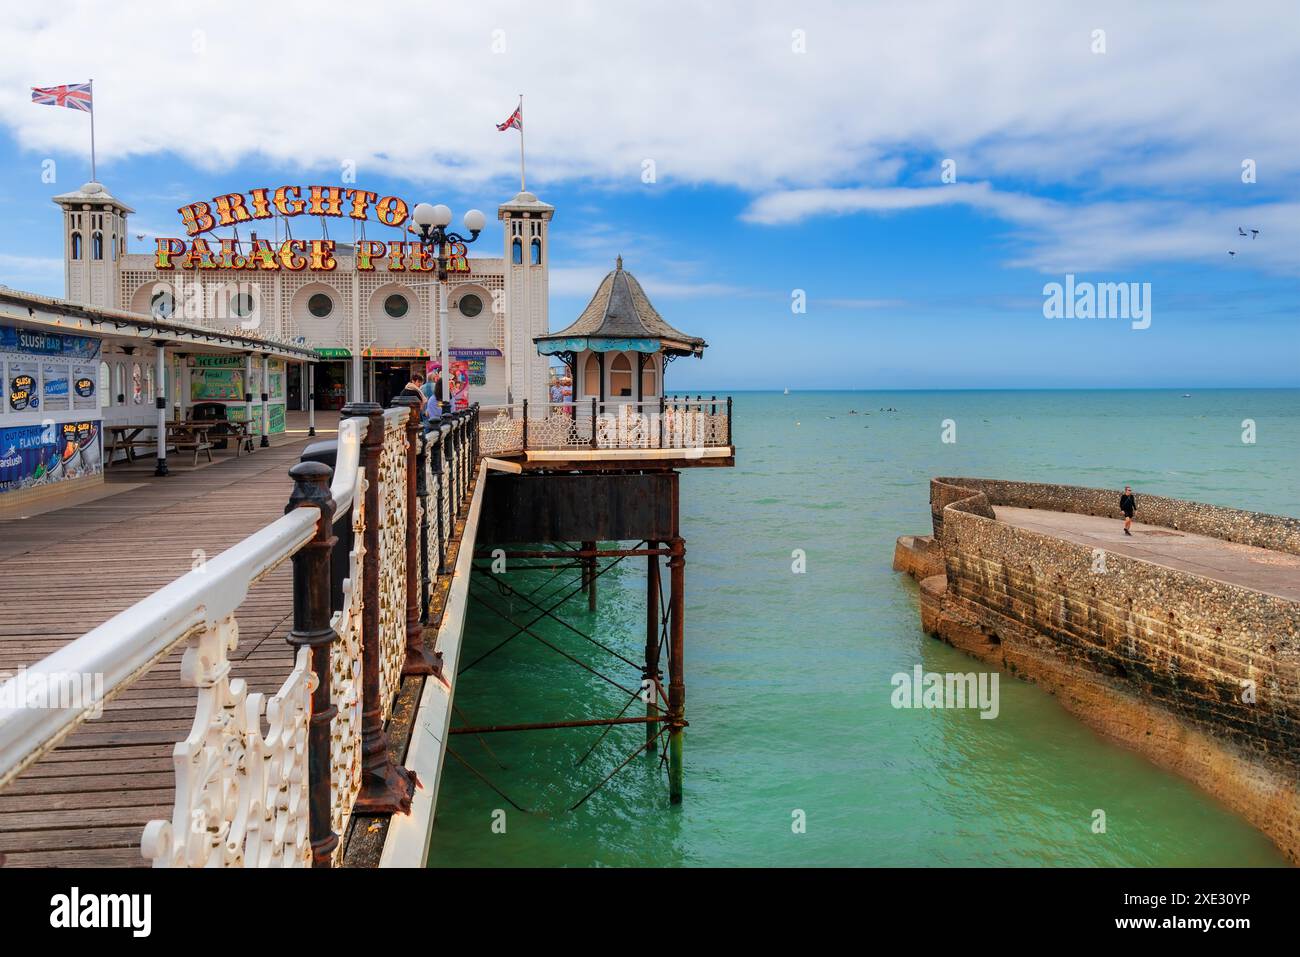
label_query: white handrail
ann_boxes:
[0,506,320,790]
[330,414,366,514]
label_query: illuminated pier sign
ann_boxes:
[155,184,470,274]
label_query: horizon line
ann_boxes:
[669,386,1300,393]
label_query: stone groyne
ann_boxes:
[895,477,1300,863]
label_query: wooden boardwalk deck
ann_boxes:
[0,424,332,867]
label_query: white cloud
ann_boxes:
[740,182,1056,225]
[744,182,1300,275]
[2,2,1297,276]
[0,2,1295,192]
[549,266,748,301]
[0,252,62,280]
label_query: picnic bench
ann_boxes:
[104,424,157,466]
[167,422,214,466]
[105,422,218,467]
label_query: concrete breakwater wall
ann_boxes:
[896,477,1300,863]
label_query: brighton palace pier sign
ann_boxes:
[155,185,469,274]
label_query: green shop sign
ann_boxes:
[316,348,351,359]
[191,355,244,368]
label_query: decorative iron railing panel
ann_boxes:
[479,397,732,456]
[377,409,409,720]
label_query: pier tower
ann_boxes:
[498,190,555,408]
[53,181,133,309]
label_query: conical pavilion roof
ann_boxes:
[535,257,706,356]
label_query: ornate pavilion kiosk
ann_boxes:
[533,257,706,410]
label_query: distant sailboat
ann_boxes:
[783,388,790,395]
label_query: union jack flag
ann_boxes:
[496,104,522,132]
[31,82,93,113]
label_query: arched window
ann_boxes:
[144,364,154,402]
[610,353,633,398]
[511,239,522,265]
[582,353,599,397]
[641,355,658,398]
[530,239,542,265]
[71,232,82,260]
[92,232,104,260]
[98,361,111,409]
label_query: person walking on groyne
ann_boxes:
[1119,486,1137,536]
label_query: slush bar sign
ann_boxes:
[155,184,470,275]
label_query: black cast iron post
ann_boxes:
[285,460,339,866]
[392,394,435,676]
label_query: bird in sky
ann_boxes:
[1238,227,1248,236]
[1250,228,1260,239]
[1228,250,1237,256]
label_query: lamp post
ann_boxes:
[409,203,486,411]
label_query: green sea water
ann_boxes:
[429,389,1297,867]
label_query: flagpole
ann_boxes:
[518,93,526,192]
[88,78,96,182]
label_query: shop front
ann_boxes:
[361,346,427,407]
[185,354,289,438]
[312,348,352,411]
[0,287,318,509]
[1,324,105,505]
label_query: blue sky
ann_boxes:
[0,2,1296,390]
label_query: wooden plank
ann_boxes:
[0,431,319,866]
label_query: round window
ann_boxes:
[150,290,174,319]
[384,294,409,318]
[307,292,333,318]
[458,293,483,318]
[231,291,256,319]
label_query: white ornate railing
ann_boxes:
[0,402,482,868]
[377,409,408,720]
[140,621,315,867]
[479,397,733,456]
[326,415,366,865]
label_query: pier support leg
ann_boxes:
[583,540,598,612]
[645,540,661,756]
[667,536,685,803]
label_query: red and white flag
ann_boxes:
[31,82,93,113]
[496,104,522,132]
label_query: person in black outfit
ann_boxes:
[1119,486,1137,536]
[396,370,426,405]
